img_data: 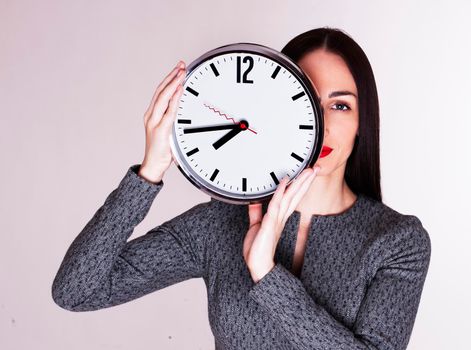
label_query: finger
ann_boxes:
[248,203,263,226]
[266,175,289,221]
[282,167,320,218]
[152,61,185,102]
[150,68,187,123]
[145,61,185,122]
[159,84,184,129]
[244,203,263,260]
[278,168,315,219]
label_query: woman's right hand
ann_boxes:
[138,60,187,183]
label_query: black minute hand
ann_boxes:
[183,123,237,134]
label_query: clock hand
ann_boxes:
[212,120,249,150]
[183,123,238,134]
[204,102,258,135]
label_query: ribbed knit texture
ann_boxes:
[52,164,431,350]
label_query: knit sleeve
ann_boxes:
[248,215,431,350]
[51,164,214,312]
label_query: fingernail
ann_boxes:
[178,61,185,68]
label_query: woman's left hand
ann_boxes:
[243,166,321,283]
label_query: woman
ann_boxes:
[52,28,431,350]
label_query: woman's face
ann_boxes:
[297,49,359,177]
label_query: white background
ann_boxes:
[1,0,470,349]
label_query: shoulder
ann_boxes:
[209,197,250,230]
[160,197,246,235]
[358,194,431,262]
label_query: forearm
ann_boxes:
[51,164,162,309]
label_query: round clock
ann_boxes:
[169,42,324,205]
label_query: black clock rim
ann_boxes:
[170,42,324,205]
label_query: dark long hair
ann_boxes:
[281,27,382,202]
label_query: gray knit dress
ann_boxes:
[52,164,431,350]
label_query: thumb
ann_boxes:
[248,203,263,226]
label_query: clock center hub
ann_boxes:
[239,120,249,130]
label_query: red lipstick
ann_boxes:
[320,146,333,158]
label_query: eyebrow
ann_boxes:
[318,90,357,101]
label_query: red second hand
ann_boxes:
[203,102,257,134]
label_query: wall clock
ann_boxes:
[169,43,323,205]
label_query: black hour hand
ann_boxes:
[212,120,249,150]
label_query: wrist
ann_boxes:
[250,261,276,283]
[138,164,165,184]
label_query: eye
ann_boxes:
[331,103,351,111]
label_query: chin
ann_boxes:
[314,158,336,176]
[316,166,326,176]
[313,162,326,175]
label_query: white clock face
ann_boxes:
[172,50,321,202]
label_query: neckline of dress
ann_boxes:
[291,193,365,223]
